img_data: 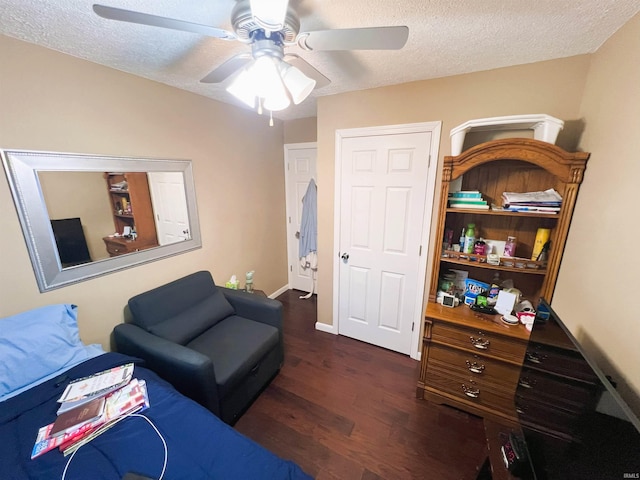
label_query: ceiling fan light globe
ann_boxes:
[226,67,257,109]
[251,56,290,111]
[262,80,291,111]
[281,64,316,104]
[251,56,281,97]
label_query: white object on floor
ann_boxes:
[299,268,316,299]
[299,251,317,299]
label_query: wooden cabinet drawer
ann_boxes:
[104,240,130,256]
[425,362,516,416]
[523,343,598,383]
[517,366,598,414]
[431,321,527,364]
[514,395,579,440]
[428,343,521,390]
[103,238,156,257]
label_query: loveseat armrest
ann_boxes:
[112,323,221,417]
[221,288,283,331]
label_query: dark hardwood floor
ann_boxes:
[235,289,488,480]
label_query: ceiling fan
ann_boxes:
[93,1,409,114]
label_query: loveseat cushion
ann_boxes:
[186,315,279,398]
[128,271,219,329]
[147,290,235,345]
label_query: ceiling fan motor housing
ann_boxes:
[231,0,300,43]
[252,28,295,59]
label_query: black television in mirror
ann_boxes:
[514,298,640,479]
[50,217,92,268]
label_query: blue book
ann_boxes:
[449,190,482,199]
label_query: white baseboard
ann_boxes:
[315,321,337,334]
[268,284,290,299]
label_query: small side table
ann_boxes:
[241,289,266,297]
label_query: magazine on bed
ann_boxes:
[57,363,134,411]
[31,378,148,459]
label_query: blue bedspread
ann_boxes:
[0,352,312,480]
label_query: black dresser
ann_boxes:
[514,299,640,480]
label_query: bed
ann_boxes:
[0,305,311,480]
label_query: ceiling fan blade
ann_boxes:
[298,26,409,51]
[93,4,236,40]
[284,54,331,89]
[200,54,252,84]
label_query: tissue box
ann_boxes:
[225,281,239,290]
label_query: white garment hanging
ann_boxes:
[299,179,317,299]
[298,179,317,259]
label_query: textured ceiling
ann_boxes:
[1,0,639,120]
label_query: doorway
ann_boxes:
[284,142,317,293]
[333,122,441,358]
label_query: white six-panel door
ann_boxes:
[148,171,191,245]
[337,130,434,355]
[284,143,317,292]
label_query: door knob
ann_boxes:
[341,253,349,262]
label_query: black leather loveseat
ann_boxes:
[112,271,284,424]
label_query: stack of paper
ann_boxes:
[31,364,149,458]
[502,188,562,213]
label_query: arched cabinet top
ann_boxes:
[445,138,589,184]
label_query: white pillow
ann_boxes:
[0,304,104,401]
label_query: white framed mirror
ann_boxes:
[2,149,201,292]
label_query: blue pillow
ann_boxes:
[0,304,104,401]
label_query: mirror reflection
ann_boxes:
[39,171,191,268]
[1,149,201,292]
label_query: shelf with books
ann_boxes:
[418,138,589,425]
[103,172,158,257]
[446,208,560,218]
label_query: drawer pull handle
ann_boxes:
[462,383,480,398]
[525,352,545,364]
[469,336,490,350]
[518,377,536,389]
[465,360,485,374]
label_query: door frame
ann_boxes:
[332,122,441,360]
[284,142,317,290]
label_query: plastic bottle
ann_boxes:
[504,236,516,257]
[489,272,501,298]
[459,227,465,252]
[463,223,475,254]
[474,237,486,255]
[531,228,551,260]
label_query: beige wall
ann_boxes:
[0,35,288,349]
[283,116,317,144]
[316,55,591,334]
[554,13,640,411]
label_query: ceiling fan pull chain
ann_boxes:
[269,110,274,127]
[258,98,263,115]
